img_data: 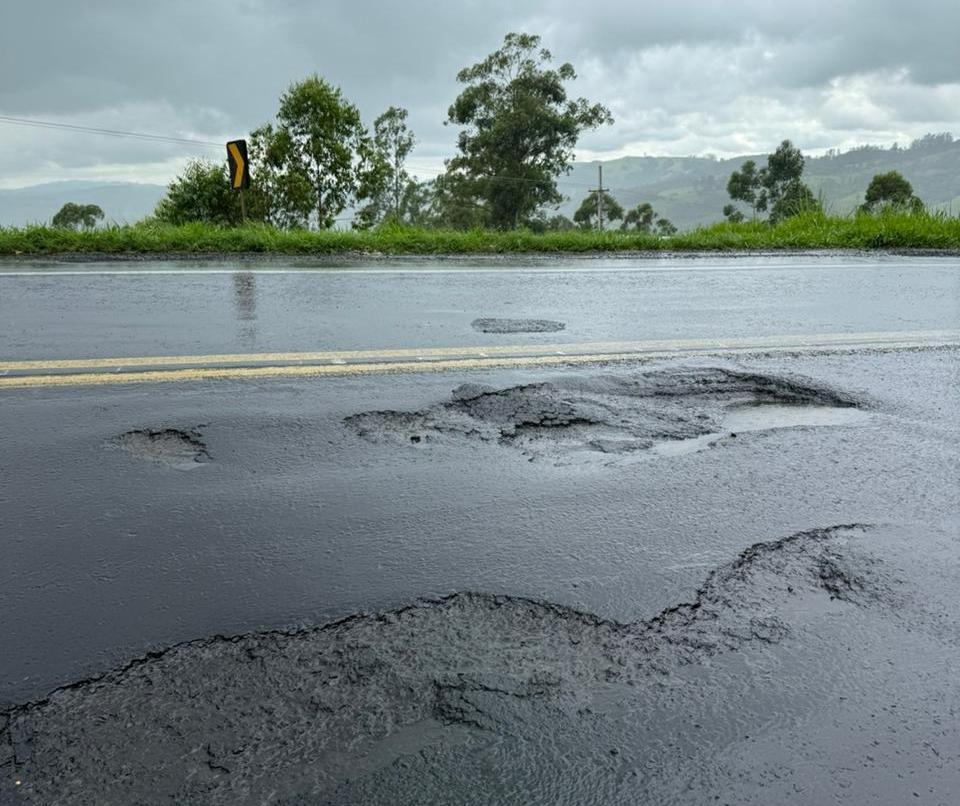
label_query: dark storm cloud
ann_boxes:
[1,0,958,185]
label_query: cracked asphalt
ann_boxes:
[0,255,959,805]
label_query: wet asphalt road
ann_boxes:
[2,253,959,359]
[1,254,959,804]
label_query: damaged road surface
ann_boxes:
[3,348,960,805]
[2,256,960,805]
[6,524,955,806]
[471,317,566,334]
[114,427,210,469]
[346,366,867,461]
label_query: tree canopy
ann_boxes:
[725,140,819,224]
[861,171,923,213]
[52,202,104,230]
[154,160,250,226]
[726,160,767,219]
[573,190,623,229]
[354,106,416,229]
[621,202,676,235]
[445,32,612,229]
[251,76,370,229]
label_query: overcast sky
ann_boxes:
[1,0,958,188]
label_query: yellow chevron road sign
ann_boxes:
[226,140,250,190]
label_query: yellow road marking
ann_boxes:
[0,353,646,389]
[0,330,957,391]
[1,330,957,374]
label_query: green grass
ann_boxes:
[1,211,959,256]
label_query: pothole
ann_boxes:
[345,366,867,462]
[1,525,895,806]
[114,427,209,469]
[471,318,566,334]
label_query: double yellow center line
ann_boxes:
[1,330,957,390]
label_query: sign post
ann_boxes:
[226,139,250,224]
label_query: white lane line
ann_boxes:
[0,261,956,278]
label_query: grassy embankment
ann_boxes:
[1,211,959,256]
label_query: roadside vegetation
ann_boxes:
[3,210,959,256]
[51,202,105,230]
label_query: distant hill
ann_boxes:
[560,134,960,229]
[0,181,166,228]
[1,135,958,230]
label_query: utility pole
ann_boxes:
[394,149,401,221]
[597,164,604,231]
[591,163,605,231]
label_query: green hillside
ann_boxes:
[2,137,957,232]
[561,134,960,229]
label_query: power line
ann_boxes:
[0,115,604,190]
[0,115,223,149]
[410,162,597,189]
[0,113,615,226]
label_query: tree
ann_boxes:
[722,204,745,223]
[573,190,623,230]
[724,140,817,224]
[525,212,576,233]
[546,214,576,231]
[248,124,313,229]
[393,179,442,228]
[428,172,491,230]
[655,217,678,236]
[909,132,954,152]
[252,76,369,229]
[154,160,249,226]
[51,202,104,230]
[620,202,675,235]
[763,140,812,223]
[770,179,821,224]
[355,107,416,228]
[769,179,819,224]
[446,32,612,229]
[726,159,767,219]
[622,202,656,232]
[861,171,923,213]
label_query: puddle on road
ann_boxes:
[724,402,872,432]
[651,403,873,458]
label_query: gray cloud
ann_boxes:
[1,0,958,186]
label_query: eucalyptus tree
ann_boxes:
[725,140,818,224]
[355,106,416,228]
[445,32,612,229]
[726,159,767,220]
[620,202,675,234]
[52,202,104,230]
[251,75,370,229]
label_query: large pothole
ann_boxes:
[1,525,898,806]
[345,366,868,461]
[114,427,209,469]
